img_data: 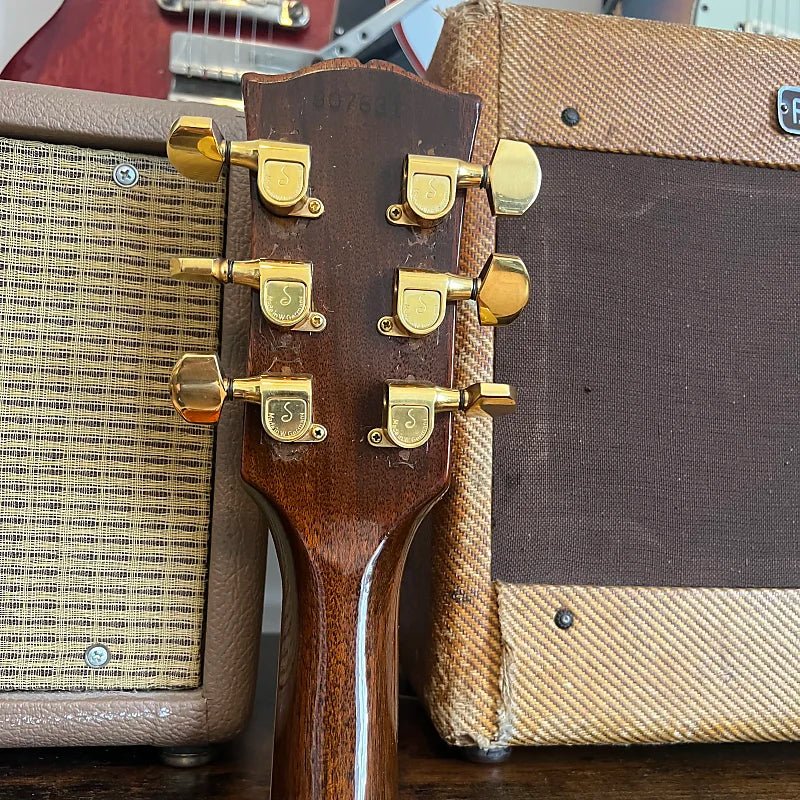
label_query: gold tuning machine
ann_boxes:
[170,257,326,333]
[167,116,324,219]
[378,254,529,338]
[386,139,541,228]
[368,381,516,449]
[169,353,327,444]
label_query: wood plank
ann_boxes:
[2,635,800,799]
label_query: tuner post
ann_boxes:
[386,139,541,228]
[378,253,529,337]
[167,116,324,219]
[368,381,517,449]
[169,353,327,444]
[170,257,326,333]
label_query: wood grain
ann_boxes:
[239,61,479,799]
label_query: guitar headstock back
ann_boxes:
[240,62,478,553]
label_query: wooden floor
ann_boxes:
[4,635,800,799]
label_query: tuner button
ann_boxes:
[168,355,326,443]
[169,256,229,283]
[169,256,324,332]
[389,140,541,228]
[460,382,517,419]
[166,117,323,219]
[167,116,226,183]
[485,139,541,217]
[380,254,529,338]
[475,254,530,327]
[170,353,227,424]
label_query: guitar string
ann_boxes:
[235,9,243,77]
[182,1,286,80]
[251,15,258,69]
[187,0,195,76]
[203,4,210,77]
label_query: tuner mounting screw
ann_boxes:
[369,430,383,445]
[307,198,323,216]
[310,424,327,441]
[309,312,325,330]
[113,163,139,188]
[388,205,402,221]
[379,318,394,334]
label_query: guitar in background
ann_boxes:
[5,0,799,106]
[692,0,800,36]
[619,0,800,35]
[0,0,336,103]
[393,0,800,80]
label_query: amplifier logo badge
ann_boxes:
[777,86,800,134]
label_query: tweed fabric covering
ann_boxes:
[496,583,800,745]
[495,3,800,167]
[419,3,505,748]
[407,0,800,748]
[0,137,223,691]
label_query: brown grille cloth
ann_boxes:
[0,137,224,690]
[493,147,800,588]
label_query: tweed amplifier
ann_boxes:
[0,81,267,753]
[402,1,800,755]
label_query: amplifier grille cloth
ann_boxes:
[0,137,223,691]
[493,148,800,588]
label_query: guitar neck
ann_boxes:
[267,505,437,798]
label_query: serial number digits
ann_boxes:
[310,91,402,118]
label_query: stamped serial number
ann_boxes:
[310,91,402,118]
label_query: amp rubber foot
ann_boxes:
[460,745,512,764]
[158,745,218,768]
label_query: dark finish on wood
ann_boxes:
[240,63,479,800]
[4,636,800,800]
